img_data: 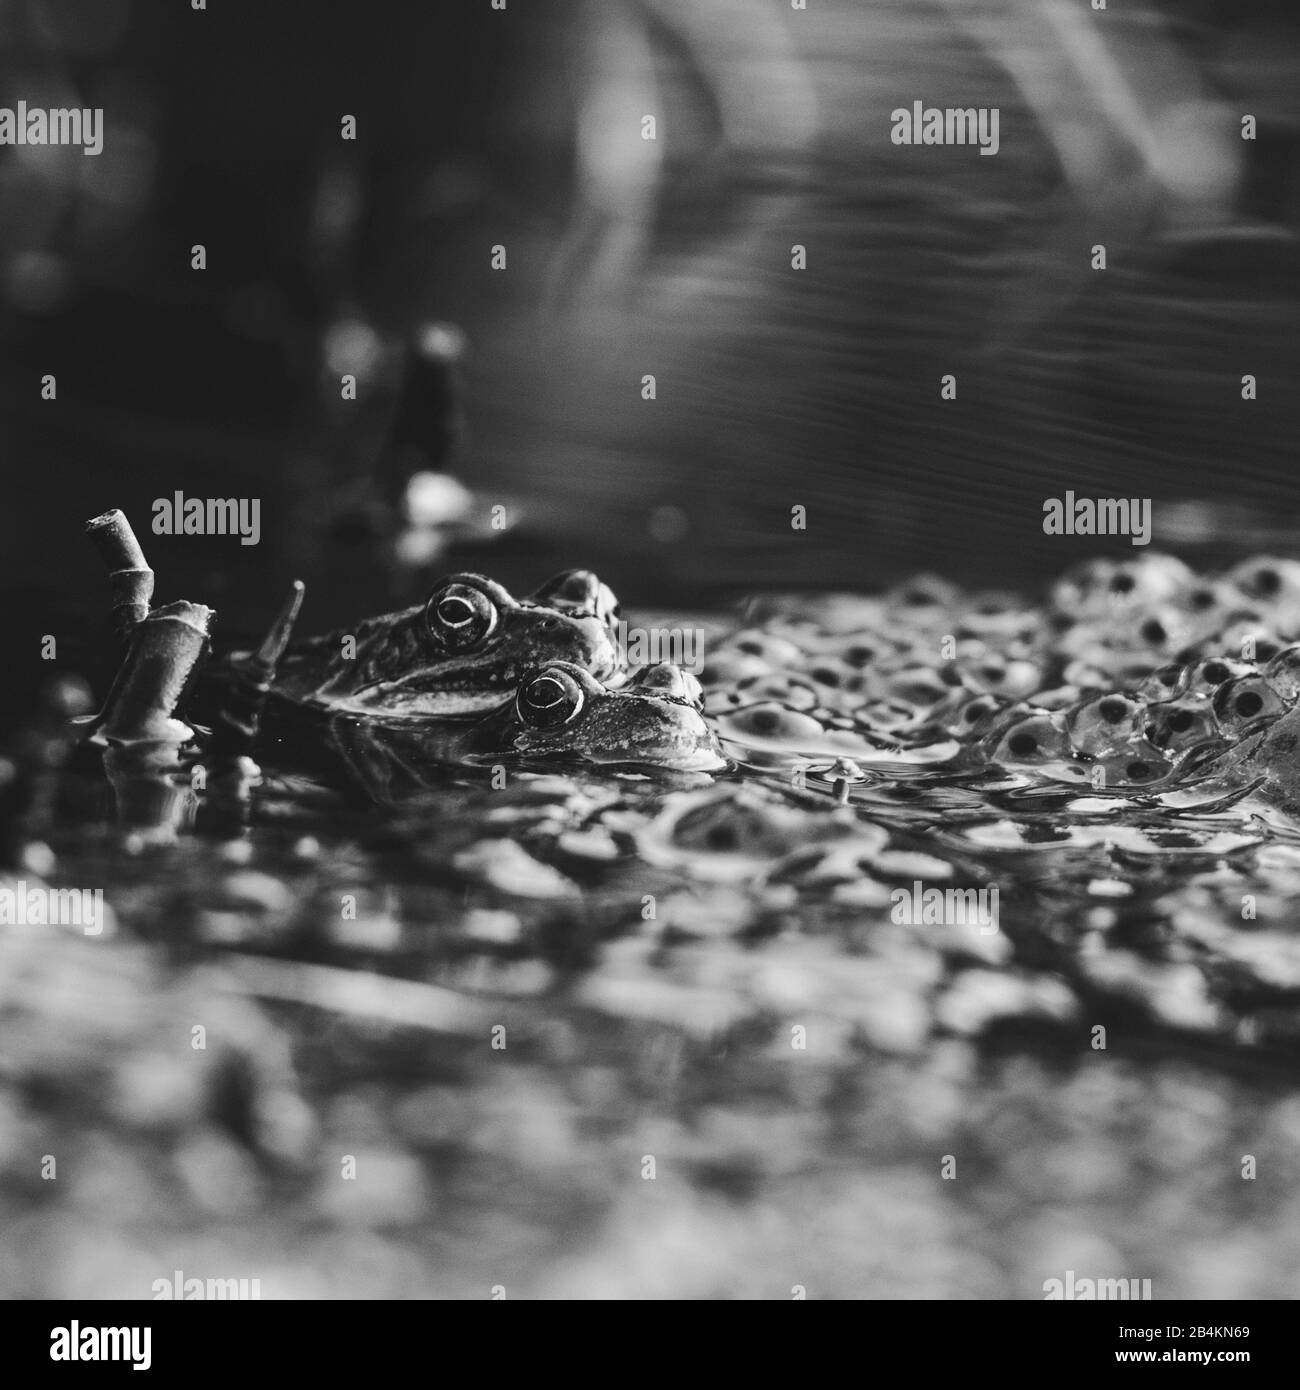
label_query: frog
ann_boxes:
[216,569,625,720]
[314,660,727,798]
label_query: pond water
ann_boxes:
[5,545,1300,1299]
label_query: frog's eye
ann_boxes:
[426,582,497,650]
[517,668,584,728]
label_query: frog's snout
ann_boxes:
[530,569,621,629]
[627,661,705,710]
[586,695,725,772]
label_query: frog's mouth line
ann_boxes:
[328,686,518,717]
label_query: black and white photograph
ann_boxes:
[1,0,1297,1333]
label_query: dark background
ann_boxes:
[3,0,1299,704]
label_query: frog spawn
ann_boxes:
[701,556,1300,795]
[985,653,1300,790]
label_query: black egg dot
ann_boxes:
[706,825,737,851]
[940,664,963,687]
[1099,698,1127,724]
[811,668,840,687]
[1126,761,1152,780]
[1008,731,1038,756]
[750,709,779,733]
[1167,709,1194,733]
[737,639,763,656]
[1236,691,1264,718]
[1255,568,1281,597]
[1189,589,1215,611]
[1203,661,1229,684]
[1110,573,1135,594]
[846,646,875,667]
[980,666,1005,684]
[1141,619,1167,645]
[1050,613,1074,632]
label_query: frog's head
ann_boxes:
[476,661,725,771]
[526,569,621,632]
[295,571,624,716]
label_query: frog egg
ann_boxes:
[733,674,821,710]
[962,655,1044,699]
[1066,693,1146,756]
[840,639,884,670]
[1185,656,1256,696]
[858,698,929,732]
[803,657,859,695]
[1122,605,1185,657]
[1143,695,1220,754]
[1136,662,1192,701]
[988,711,1071,765]
[1178,577,1235,616]
[1264,644,1300,701]
[1212,674,1287,736]
[718,629,807,669]
[884,573,960,618]
[956,591,1036,639]
[883,665,956,709]
[1050,554,1195,616]
[1226,557,1300,608]
[942,692,1012,739]
[698,650,774,687]
[717,702,827,745]
[1239,633,1283,664]
[1202,619,1285,667]
[663,790,799,860]
[1091,747,1173,788]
